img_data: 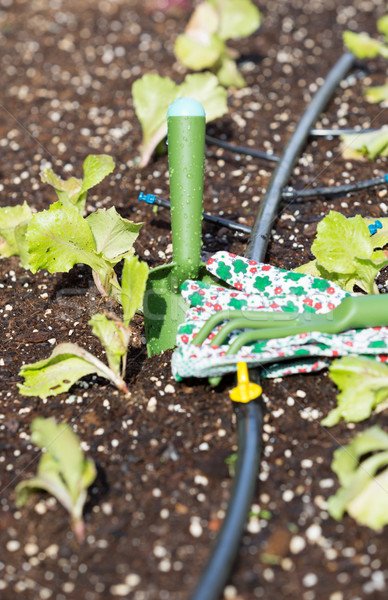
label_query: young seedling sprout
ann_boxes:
[15,418,97,542]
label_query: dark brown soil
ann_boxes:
[1,1,388,599]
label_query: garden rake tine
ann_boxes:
[192,309,300,346]
[208,315,299,347]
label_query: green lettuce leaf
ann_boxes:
[343,30,388,59]
[216,55,246,88]
[175,33,224,70]
[86,207,142,263]
[174,1,222,71]
[121,255,149,326]
[295,212,388,294]
[293,259,321,277]
[26,201,111,282]
[0,202,32,258]
[174,0,260,89]
[214,0,261,40]
[312,213,373,274]
[294,259,357,294]
[89,314,130,376]
[15,417,96,541]
[81,154,115,194]
[14,221,31,269]
[378,14,388,40]
[18,342,129,398]
[132,72,227,167]
[328,426,388,530]
[341,129,388,160]
[312,212,387,294]
[40,169,82,207]
[322,357,388,426]
[41,155,115,214]
[365,83,388,103]
[364,217,388,249]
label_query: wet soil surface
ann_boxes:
[1,0,388,599]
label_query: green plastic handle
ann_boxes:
[167,98,206,290]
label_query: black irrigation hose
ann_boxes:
[206,128,378,162]
[190,52,355,600]
[246,52,355,260]
[139,170,388,236]
[205,134,280,162]
[138,192,252,234]
[283,175,388,200]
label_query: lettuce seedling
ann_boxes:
[328,426,388,530]
[174,0,261,88]
[0,154,117,270]
[295,211,388,294]
[40,154,115,215]
[26,202,142,300]
[344,17,388,103]
[132,72,227,167]
[15,417,96,542]
[0,202,32,267]
[322,357,388,426]
[340,128,388,161]
[18,256,148,398]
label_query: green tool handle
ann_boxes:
[193,294,388,348]
[323,294,388,332]
[167,98,206,289]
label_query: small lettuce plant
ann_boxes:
[0,155,143,302]
[40,154,115,215]
[15,418,97,542]
[18,255,148,398]
[26,201,142,301]
[344,14,388,103]
[0,202,33,267]
[340,128,388,161]
[0,156,114,264]
[174,0,261,88]
[295,211,388,294]
[132,72,227,167]
[328,426,388,530]
[322,357,388,426]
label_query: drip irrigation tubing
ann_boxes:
[139,169,387,236]
[190,52,355,600]
[205,127,377,162]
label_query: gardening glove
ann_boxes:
[171,251,388,380]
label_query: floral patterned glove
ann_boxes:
[171,251,388,380]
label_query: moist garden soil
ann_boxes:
[1,0,388,599]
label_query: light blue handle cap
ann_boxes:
[167,97,206,118]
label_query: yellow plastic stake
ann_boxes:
[229,362,262,404]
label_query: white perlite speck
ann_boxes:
[147,397,157,412]
[303,573,318,587]
[189,518,203,538]
[306,523,322,542]
[109,584,131,596]
[124,574,140,588]
[290,535,306,554]
[282,489,294,502]
[6,540,20,552]
[224,585,238,599]
[24,542,39,556]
